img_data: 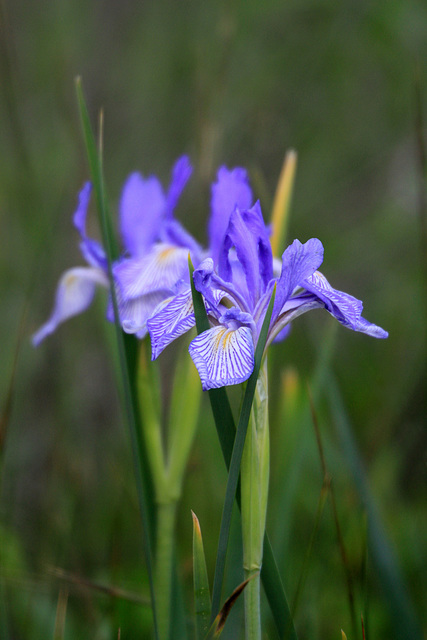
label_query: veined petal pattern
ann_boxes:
[189,325,254,391]
[148,288,196,359]
[32,267,108,346]
[114,244,190,299]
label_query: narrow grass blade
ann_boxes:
[75,78,158,639]
[53,588,68,640]
[168,349,202,489]
[188,256,236,466]
[270,150,297,256]
[291,477,329,618]
[192,512,212,640]
[189,261,297,639]
[326,371,423,640]
[209,286,276,622]
[308,387,357,637]
[204,577,253,639]
[48,566,150,605]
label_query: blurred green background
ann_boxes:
[1,0,426,638]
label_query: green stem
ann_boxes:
[155,500,178,640]
[241,362,270,640]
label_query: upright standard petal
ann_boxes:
[209,167,253,264]
[72,182,106,270]
[119,172,166,257]
[72,181,92,236]
[219,202,272,309]
[161,218,203,258]
[189,324,254,391]
[165,155,193,217]
[274,238,324,320]
[114,244,190,299]
[32,267,108,346]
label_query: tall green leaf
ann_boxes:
[208,287,276,622]
[75,78,158,639]
[192,511,212,640]
[190,261,297,639]
[326,371,422,639]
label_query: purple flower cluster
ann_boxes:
[34,156,388,389]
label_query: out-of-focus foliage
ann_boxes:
[0,0,426,638]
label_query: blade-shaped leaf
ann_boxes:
[192,511,212,640]
[210,286,276,622]
[75,78,158,639]
[189,260,297,639]
[270,150,297,256]
[326,370,423,640]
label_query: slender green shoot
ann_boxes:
[209,286,276,622]
[75,77,158,639]
[189,258,297,639]
[192,511,212,640]
[326,370,423,640]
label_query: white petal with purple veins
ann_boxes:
[303,270,363,327]
[32,267,108,346]
[189,325,254,391]
[114,244,190,299]
[147,288,195,359]
[116,290,170,339]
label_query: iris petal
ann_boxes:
[274,238,324,319]
[165,155,192,217]
[72,182,106,269]
[32,267,108,346]
[148,288,196,359]
[303,270,363,327]
[351,316,389,339]
[119,172,166,257]
[114,244,190,299]
[209,167,253,264]
[219,202,272,309]
[302,271,388,337]
[116,290,169,339]
[189,325,254,391]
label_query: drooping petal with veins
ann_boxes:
[32,267,109,346]
[302,270,363,327]
[302,271,388,338]
[189,324,254,391]
[114,244,190,299]
[114,290,169,339]
[148,288,196,359]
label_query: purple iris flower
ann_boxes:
[33,156,196,345]
[112,155,204,338]
[146,166,254,358]
[149,196,388,391]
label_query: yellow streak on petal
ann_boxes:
[157,247,176,263]
[64,274,77,287]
